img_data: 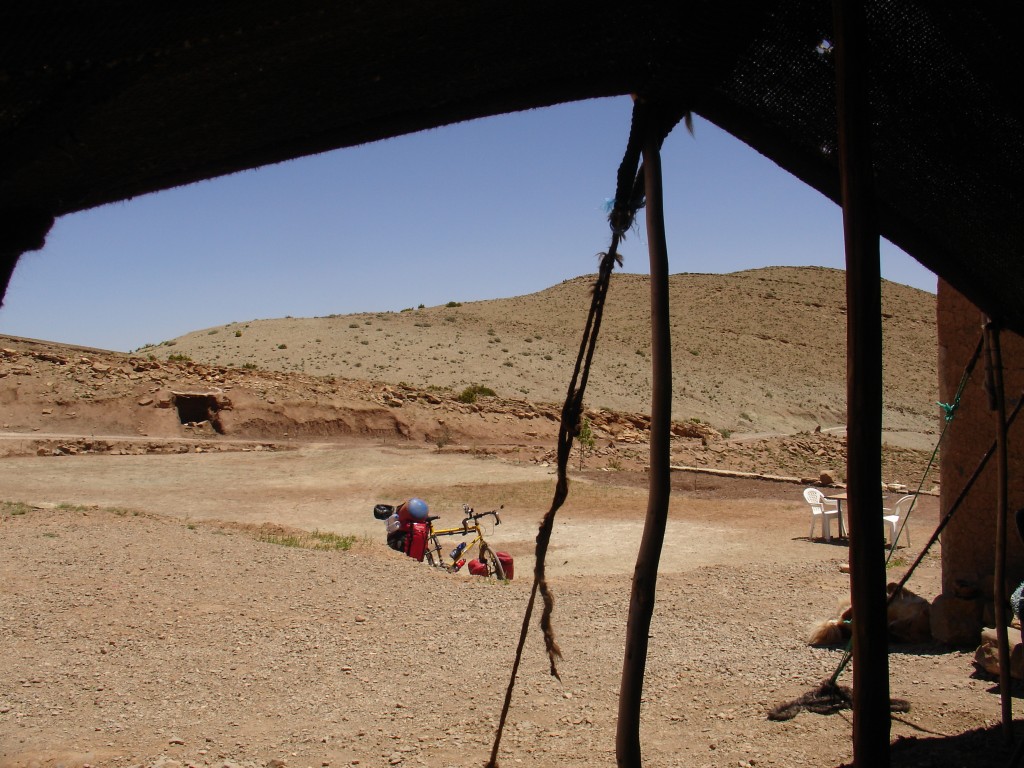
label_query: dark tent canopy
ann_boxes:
[1,1,1020,331]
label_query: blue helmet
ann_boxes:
[405,497,429,520]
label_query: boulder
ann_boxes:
[930,593,983,646]
[974,626,1024,679]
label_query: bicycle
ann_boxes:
[422,504,507,580]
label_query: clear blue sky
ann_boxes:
[1,96,935,352]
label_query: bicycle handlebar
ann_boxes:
[460,504,503,526]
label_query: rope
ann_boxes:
[824,333,984,687]
[486,103,645,768]
[487,98,688,768]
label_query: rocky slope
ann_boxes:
[0,333,936,488]
[146,266,939,444]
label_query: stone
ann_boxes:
[138,398,154,407]
[974,626,1024,678]
[818,470,835,485]
[930,593,983,646]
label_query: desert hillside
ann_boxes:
[150,266,938,443]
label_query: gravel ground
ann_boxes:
[1,492,1016,768]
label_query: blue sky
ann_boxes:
[1,96,935,352]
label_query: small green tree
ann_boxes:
[578,417,596,470]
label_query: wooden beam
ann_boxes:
[984,320,1013,741]
[832,2,891,766]
[615,102,673,768]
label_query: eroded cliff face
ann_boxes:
[1,334,934,484]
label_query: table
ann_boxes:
[824,492,849,539]
[826,492,896,540]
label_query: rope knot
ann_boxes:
[938,399,959,422]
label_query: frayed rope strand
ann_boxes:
[488,95,688,768]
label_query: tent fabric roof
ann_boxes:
[1,1,1021,331]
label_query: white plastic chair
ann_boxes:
[804,487,842,541]
[882,494,914,548]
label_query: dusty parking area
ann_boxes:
[1,439,1016,768]
[0,440,907,577]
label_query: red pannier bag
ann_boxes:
[496,551,514,580]
[467,553,515,579]
[404,521,429,562]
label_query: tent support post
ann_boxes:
[615,100,673,768]
[833,2,890,766]
[984,319,1013,742]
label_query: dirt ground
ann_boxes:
[1,438,1019,768]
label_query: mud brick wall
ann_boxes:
[933,280,1024,644]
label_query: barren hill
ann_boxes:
[153,266,938,444]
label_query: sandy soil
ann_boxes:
[1,439,1017,768]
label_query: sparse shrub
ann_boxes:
[360,340,369,345]
[242,362,257,370]
[234,330,243,337]
[487,328,496,336]
[277,343,287,349]
[433,424,453,451]
[167,353,191,363]
[445,301,462,308]
[502,361,514,367]
[2,501,32,516]
[400,307,413,313]
[577,417,596,470]
[458,384,496,403]
[207,329,218,335]
[349,323,360,328]
[257,530,357,551]
[543,354,553,360]
[418,303,425,309]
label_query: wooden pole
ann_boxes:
[984,319,1012,741]
[615,105,673,768]
[832,2,890,766]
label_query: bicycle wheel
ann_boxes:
[480,543,506,580]
[423,534,441,568]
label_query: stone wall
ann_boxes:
[932,280,1024,644]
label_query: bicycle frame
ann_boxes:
[422,504,504,577]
